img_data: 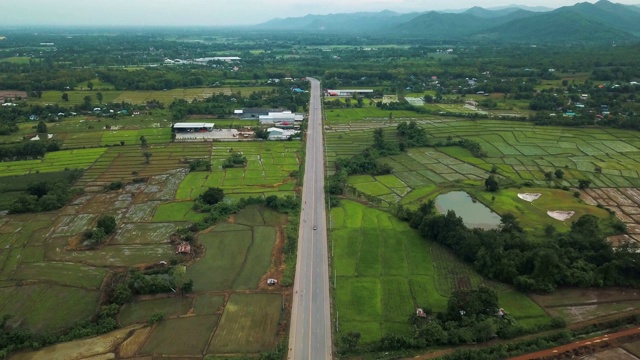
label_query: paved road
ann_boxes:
[288,78,332,360]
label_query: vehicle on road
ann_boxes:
[313,225,317,230]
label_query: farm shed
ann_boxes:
[176,243,191,254]
[172,123,215,133]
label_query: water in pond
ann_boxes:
[434,191,502,230]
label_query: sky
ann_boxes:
[1,0,640,27]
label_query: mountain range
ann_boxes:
[256,0,640,43]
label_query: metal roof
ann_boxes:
[172,123,215,129]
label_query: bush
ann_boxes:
[105,181,124,191]
[96,215,117,235]
[198,187,225,206]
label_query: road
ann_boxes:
[287,78,333,360]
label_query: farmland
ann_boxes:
[27,86,278,106]
[175,141,300,202]
[326,118,640,189]
[119,206,287,357]
[331,200,550,344]
[326,116,640,239]
[0,146,293,358]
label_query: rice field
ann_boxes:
[176,141,300,201]
[331,200,549,344]
[326,118,640,189]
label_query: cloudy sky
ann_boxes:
[1,0,639,26]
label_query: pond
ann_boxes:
[434,191,502,230]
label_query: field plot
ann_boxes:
[331,200,548,344]
[187,206,278,292]
[470,187,611,234]
[581,188,640,245]
[531,288,640,323]
[76,143,209,190]
[0,148,107,176]
[113,86,276,104]
[139,315,218,356]
[208,293,282,354]
[325,118,640,188]
[175,141,300,201]
[0,284,100,333]
[126,206,286,357]
[118,297,193,326]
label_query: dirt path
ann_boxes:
[509,327,640,360]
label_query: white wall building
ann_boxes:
[259,111,303,125]
[267,127,299,140]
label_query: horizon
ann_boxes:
[1,0,640,28]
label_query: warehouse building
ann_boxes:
[171,122,215,133]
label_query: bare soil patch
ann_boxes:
[117,326,152,358]
[517,193,542,202]
[547,210,575,221]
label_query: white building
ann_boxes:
[172,122,215,132]
[267,127,299,140]
[325,89,374,97]
[259,111,303,125]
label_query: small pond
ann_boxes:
[434,191,502,230]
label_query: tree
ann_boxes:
[139,135,147,147]
[96,215,117,235]
[83,95,92,108]
[87,81,94,91]
[143,151,153,164]
[341,331,361,352]
[36,121,47,133]
[595,165,602,173]
[578,179,591,189]
[198,187,224,205]
[554,169,564,179]
[111,284,132,305]
[544,171,553,181]
[92,227,106,245]
[61,92,69,102]
[484,175,499,192]
[96,92,103,104]
[373,128,385,150]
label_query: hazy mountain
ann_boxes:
[256,1,640,43]
[462,6,525,18]
[256,10,422,32]
[395,11,489,38]
[486,4,553,12]
[479,9,636,43]
[554,0,640,34]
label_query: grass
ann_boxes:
[188,229,253,292]
[45,244,175,267]
[193,295,225,315]
[233,226,277,290]
[0,284,100,333]
[112,223,182,245]
[140,315,218,356]
[118,297,193,326]
[175,141,300,201]
[152,201,207,223]
[188,207,278,291]
[468,187,612,235]
[12,262,107,288]
[0,57,32,64]
[0,148,107,177]
[332,200,549,344]
[208,293,282,354]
